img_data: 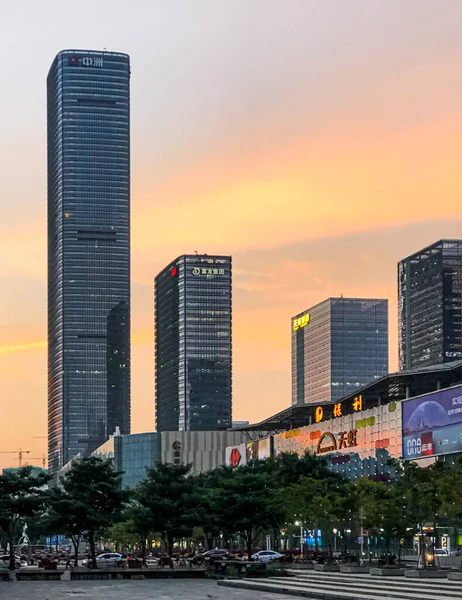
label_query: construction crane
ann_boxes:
[27,455,48,469]
[0,448,31,467]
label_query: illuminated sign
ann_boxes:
[192,267,225,276]
[316,430,358,454]
[229,447,241,467]
[68,55,103,67]
[316,432,337,454]
[293,313,310,331]
[402,385,462,460]
[315,406,324,423]
[333,403,342,418]
[353,395,363,412]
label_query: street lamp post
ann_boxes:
[295,521,303,557]
[333,529,338,553]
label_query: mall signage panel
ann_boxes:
[402,385,462,459]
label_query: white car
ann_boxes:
[82,553,127,567]
[251,550,284,563]
[0,555,27,569]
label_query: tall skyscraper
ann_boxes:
[398,239,462,371]
[292,297,388,405]
[47,50,131,472]
[155,255,232,431]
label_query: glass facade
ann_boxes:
[47,50,131,473]
[399,240,462,371]
[155,255,232,431]
[292,298,388,405]
[120,433,160,488]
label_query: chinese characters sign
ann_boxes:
[316,430,357,454]
[293,313,310,331]
[68,56,104,67]
[192,267,225,276]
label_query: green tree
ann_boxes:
[137,463,200,559]
[355,477,407,564]
[280,474,346,557]
[0,466,50,570]
[217,467,283,559]
[393,459,447,568]
[108,519,138,551]
[52,457,129,568]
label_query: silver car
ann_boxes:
[82,553,127,567]
[251,550,284,563]
[0,555,27,569]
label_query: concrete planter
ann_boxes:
[314,564,340,572]
[340,565,370,574]
[290,563,315,570]
[447,571,462,580]
[370,567,405,576]
[404,569,448,578]
[15,570,64,581]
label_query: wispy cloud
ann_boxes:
[0,341,47,355]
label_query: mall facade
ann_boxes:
[61,429,247,488]
[228,360,462,479]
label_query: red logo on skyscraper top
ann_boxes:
[230,448,241,467]
[171,266,177,277]
[68,56,80,67]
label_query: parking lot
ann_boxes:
[4,579,288,600]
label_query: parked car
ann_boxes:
[251,550,284,563]
[450,548,462,557]
[191,549,241,565]
[0,555,27,569]
[82,553,127,567]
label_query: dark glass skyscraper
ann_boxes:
[47,50,130,472]
[155,255,232,431]
[399,239,462,371]
[292,297,388,405]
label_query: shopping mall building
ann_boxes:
[228,360,462,480]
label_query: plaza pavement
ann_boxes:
[3,579,289,600]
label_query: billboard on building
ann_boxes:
[402,385,462,459]
[225,443,246,468]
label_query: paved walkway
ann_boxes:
[3,579,288,600]
[219,570,462,600]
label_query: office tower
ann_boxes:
[47,50,130,472]
[155,255,232,431]
[292,297,388,405]
[399,239,462,371]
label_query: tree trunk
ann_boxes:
[141,537,146,566]
[88,531,97,569]
[206,534,214,550]
[71,535,80,567]
[246,530,253,561]
[167,534,174,567]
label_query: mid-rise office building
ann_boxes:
[292,297,388,405]
[399,239,462,371]
[47,50,131,472]
[155,254,232,431]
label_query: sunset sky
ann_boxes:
[2,0,462,470]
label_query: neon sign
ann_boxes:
[316,430,358,454]
[293,313,310,331]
